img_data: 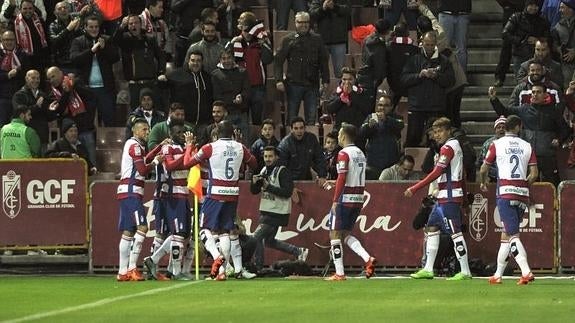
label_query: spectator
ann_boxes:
[274,11,330,126]
[309,0,350,79]
[148,102,192,150]
[139,0,170,56]
[275,0,308,31]
[159,51,213,127]
[185,21,224,74]
[45,118,97,175]
[70,15,120,126]
[198,100,228,147]
[12,69,53,147]
[46,66,97,167]
[503,0,550,76]
[171,0,213,67]
[494,0,525,87]
[357,19,390,107]
[323,130,340,180]
[0,104,40,158]
[385,21,417,109]
[516,40,563,88]
[211,50,251,143]
[400,31,455,147]
[378,154,419,181]
[476,116,507,183]
[215,0,245,43]
[49,1,83,74]
[277,116,327,183]
[489,83,571,186]
[1,0,46,25]
[113,14,166,110]
[250,119,280,173]
[188,7,218,45]
[12,0,49,74]
[326,67,371,131]
[437,0,471,72]
[125,87,166,140]
[1,30,29,128]
[542,0,562,28]
[227,11,273,126]
[68,0,103,24]
[552,0,575,89]
[360,95,404,180]
[378,0,418,34]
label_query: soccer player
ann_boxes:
[116,119,163,281]
[145,121,195,280]
[326,124,376,281]
[479,115,538,285]
[404,117,472,281]
[183,120,258,280]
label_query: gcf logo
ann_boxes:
[2,170,21,219]
[469,193,488,242]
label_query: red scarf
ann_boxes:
[14,13,47,55]
[51,83,87,117]
[140,9,167,48]
[0,44,21,71]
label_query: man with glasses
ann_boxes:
[274,11,330,126]
[0,30,28,127]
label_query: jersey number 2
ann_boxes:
[509,154,520,179]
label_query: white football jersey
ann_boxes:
[335,145,366,207]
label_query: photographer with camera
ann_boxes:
[249,146,309,273]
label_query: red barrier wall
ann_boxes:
[0,160,88,246]
[559,182,575,269]
[90,181,556,271]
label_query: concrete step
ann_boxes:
[466,134,493,146]
[461,97,494,111]
[468,48,501,65]
[461,121,495,135]
[470,12,503,23]
[468,38,502,49]
[469,22,503,40]
[472,0,503,14]
[466,85,514,97]
[467,73,516,87]
[467,63,501,74]
[460,110,499,122]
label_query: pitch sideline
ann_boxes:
[1,280,204,323]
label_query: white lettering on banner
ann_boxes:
[25,179,76,209]
[2,170,21,219]
[494,203,543,233]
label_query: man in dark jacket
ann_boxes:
[386,21,418,109]
[357,19,390,107]
[326,67,371,130]
[489,83,571,186]
[125,87,165,140]
[309,0,350,78]
[49,1,83,73]
[158,50,213,127]
[400,31,455,147]
[277,116,327,184]
[503,0,550,76]
[0,30,29,128]
[494,0,525,87]
[70,15,120,126]
[274,11,330,126]
[171,0,213,67]
[551,0,575,89]
[45,118,97,175]
[113,14,166,110]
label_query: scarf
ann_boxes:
[336,85,361,106]
[14,13,47,55]
[392,36,413,45]
[140,9,167,47]
[51,82,87,117]
[0,44,21,71]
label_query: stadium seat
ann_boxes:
[96,148,123,173]
[97,127,125,150]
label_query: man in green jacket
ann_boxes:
[0,105,41,159]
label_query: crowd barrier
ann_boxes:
[559,181,575,270]
[89,181,557,272]
[0,160,88,249]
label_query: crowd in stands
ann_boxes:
[1,0,575,187]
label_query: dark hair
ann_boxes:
[85,15,101,26]
[169,120,186,137]
[340,123,357,142]
[217,120,234,138]
[200,7,217,22]
[189,50,203,59]
[505,115,522,131]
[325,131,338,142]
[169,102,185,112]
[212,100,227,109]
[146,0,162,8]
[393,22,408,37]
[290,116,305,127]
[417,15,433,33]
[20,0,34,8]
[13,105,31,118]
[201,21,216,30]
[341,66,356,78]
[262,119,275,128]
[131,118,148,128]
[263,146,278,155]
[399,154,415,165]
[127,14,141,23]
[531,82,547,92]
[220,49,233,59]
[374,19,390,35]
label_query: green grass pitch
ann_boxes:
[1,276,574,323]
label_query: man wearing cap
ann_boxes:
[476,116,507,183]
[45,118,97,175]
[125,88,165,140]
[552,0,575,88]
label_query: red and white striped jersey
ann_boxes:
[334,145,366,207]
[190,138,256,202]
[117,138,148,199]
[436,138,464,203]
[162,144,189,198]
[484,134,537,202]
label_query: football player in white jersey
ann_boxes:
[183,120,258,280]
[404,117,472,281]
[480,115,538,285]
[325,124,376,281]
